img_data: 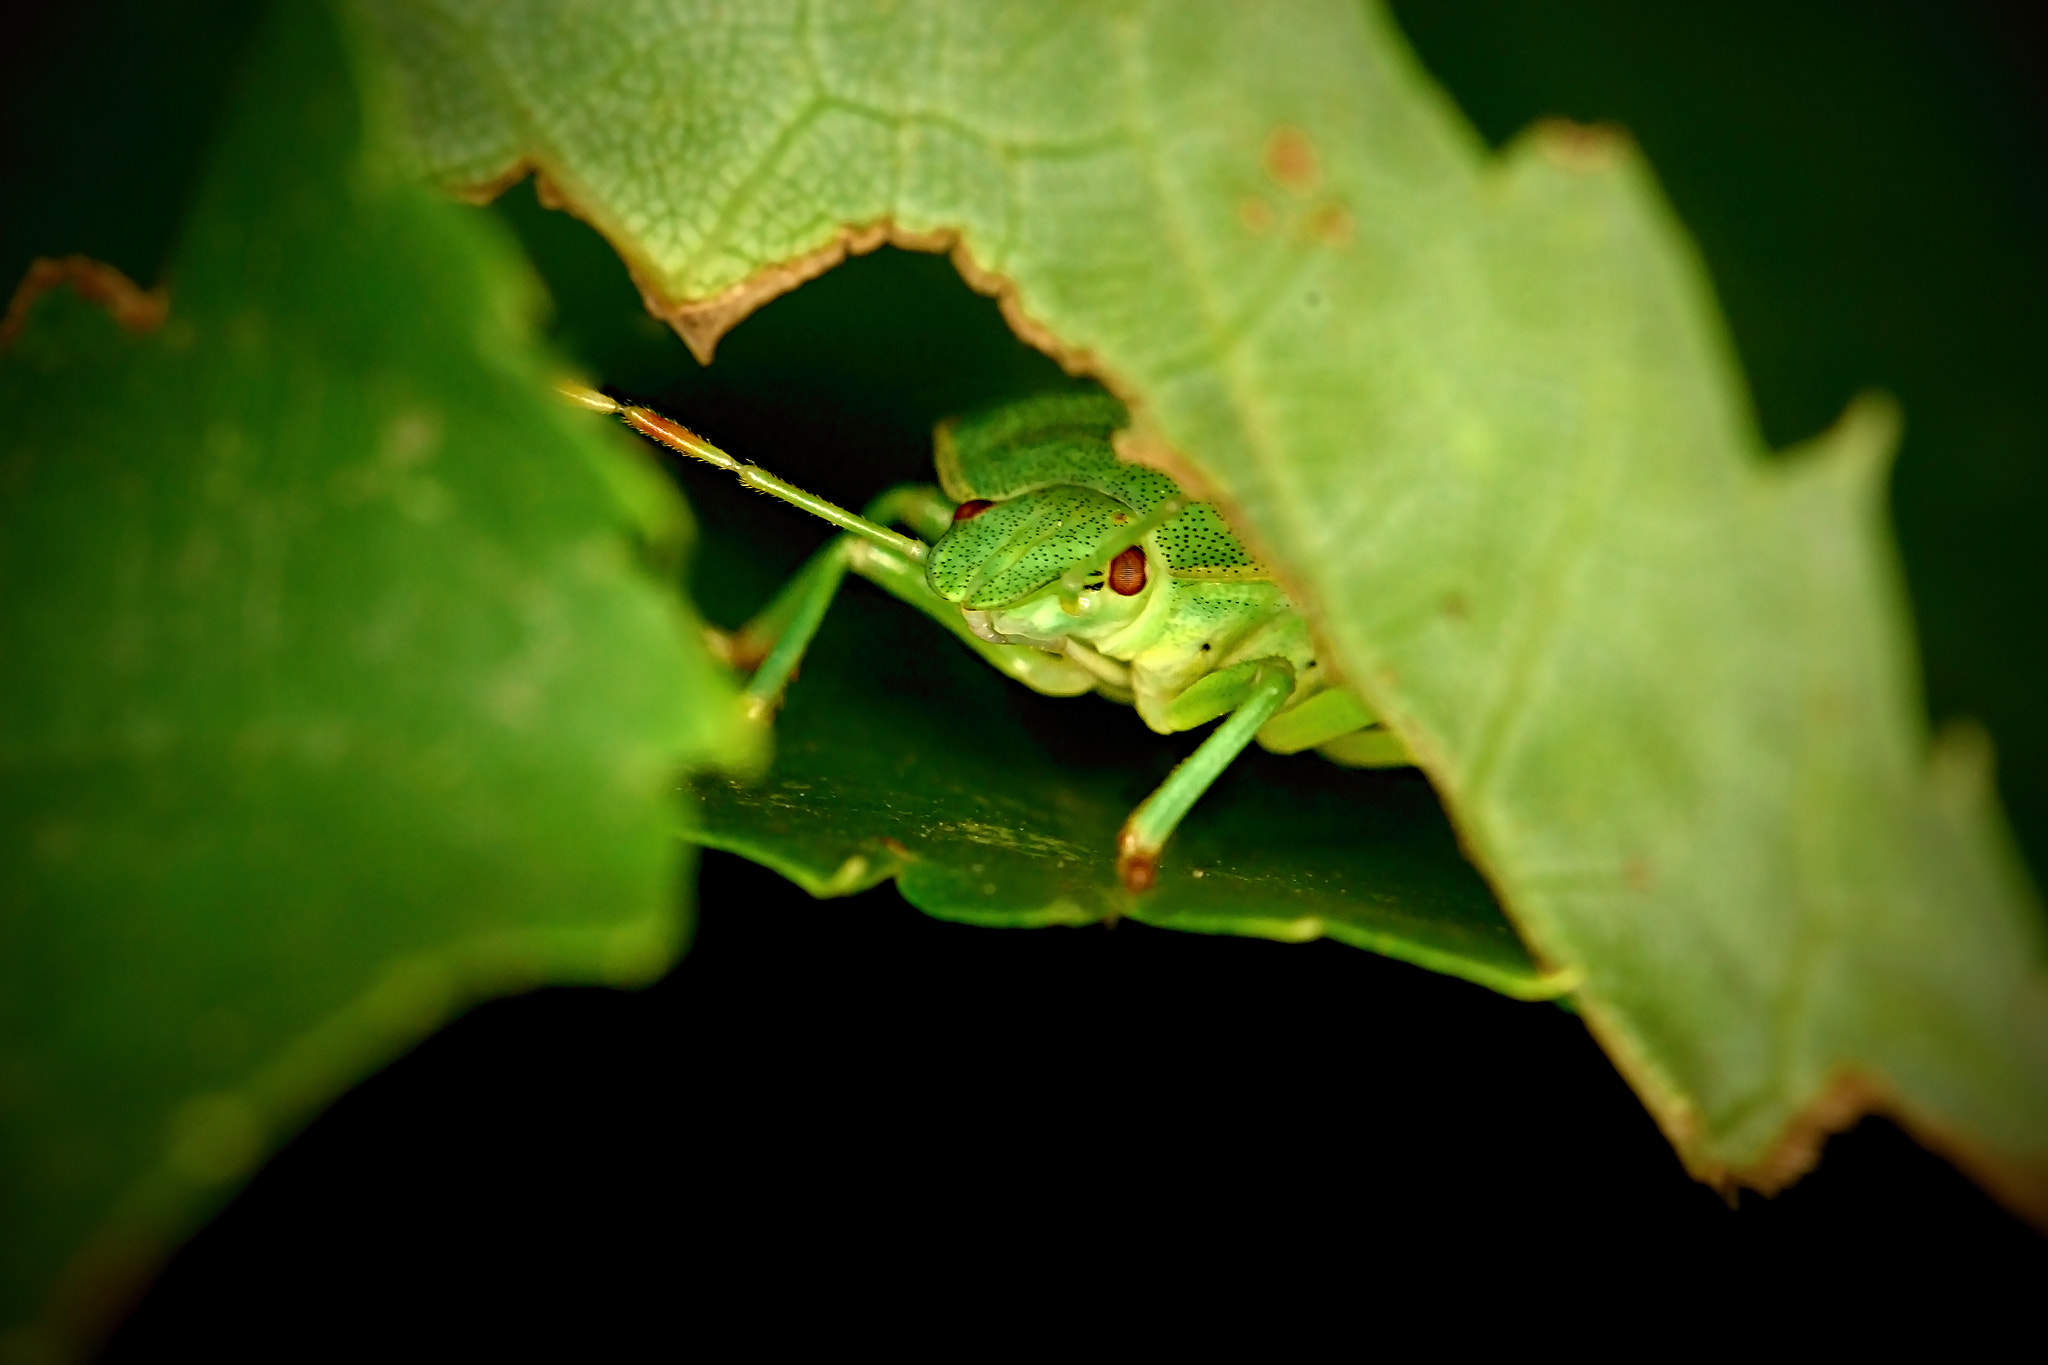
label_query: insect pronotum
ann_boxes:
[561,382,1411,891]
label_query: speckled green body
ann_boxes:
[926,393,1361,754]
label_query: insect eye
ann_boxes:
[1109,545,1148,596]
[952,498,996,522]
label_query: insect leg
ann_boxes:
[559,382,930,564]
[1117,657,1296,892]
[730,537,857,721]
[1254,686,1376,752]
[862,483,956,543]
[1254,686,1413,767]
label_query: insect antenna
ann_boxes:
[557,381,929,564]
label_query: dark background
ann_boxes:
[3,0,2043,1347]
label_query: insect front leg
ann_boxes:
[1117,657,1298,892]
[726,484,954,714]
[728,536,859,721]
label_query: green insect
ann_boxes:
[563,383,1411,891]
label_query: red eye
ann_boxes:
[1109,545,1148,596]
[952,498,996,522]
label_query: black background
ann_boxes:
[3,0,2044,1348]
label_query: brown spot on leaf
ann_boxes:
[1308,203,1352,247]
[1,255,168,351]
[1440,592,1470,622]
[1238,195,1275,235]
[1264,126,1320,194]
[1622,856,1653,891]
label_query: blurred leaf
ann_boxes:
[362,0,2048,1207]
[0,1,740,1348]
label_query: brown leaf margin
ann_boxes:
[455,161,1112,377]
[0,256,168,352]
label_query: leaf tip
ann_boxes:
[1834,388,1904,463]
[1928,717,1998,814]
[1527,118,1636,175]
[1787,388,1904,511]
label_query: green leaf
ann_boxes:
[0,2,741,1347]
[360,0,2048,1206]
